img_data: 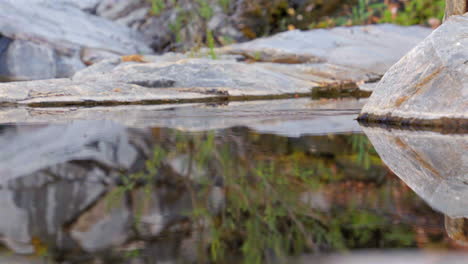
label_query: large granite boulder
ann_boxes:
[0,0,151,81]
[359,14,468,127]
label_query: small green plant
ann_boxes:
[218,0,230,13]
[150,0,166,15]
[351,0,385,24]
[169,9,186,44]
[310,0,445,29]
[380,0,445,25]
[206,29,217,59]
[197,0,214,20]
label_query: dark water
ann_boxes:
[0,120,465,264]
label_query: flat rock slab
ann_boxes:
[359,14,468,124]
[0,98,365,137]
[221,24,431,78]
[0,78,217,106]
[72,58,316,96]
[0,57,336,106]
[363,126,468,218]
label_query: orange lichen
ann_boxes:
[121,55,147,63]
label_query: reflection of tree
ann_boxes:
[107,129,448,263]
[4,127,458,263]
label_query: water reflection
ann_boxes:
[0,121,464,263]
[362,126,468,247]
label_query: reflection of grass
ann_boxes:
[219,0,230,13]
[351,134,373,170]
[106,130,415,263]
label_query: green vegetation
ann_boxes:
[149,0,445,53]
[168,8,185,44]
[218,0,231,13]
[150,0,166,15]
[151,0,219,56]
[311,0,445,28]
[206,29,217,59]
[380,0,445,26]
[105,129,428,263]
[197,0,214,20]
[351,0,386,25]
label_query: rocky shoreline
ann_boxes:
[0,0,466,128]
[0,24,429,107]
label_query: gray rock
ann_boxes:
[362,127,468,218]
[80,48,122,65]
[221,24,431,77]
[97,0,146,20]
[0,57,322,106]
[55,50,87,78]
[0,0,151,81]
[33,0,101,11]
[360,14,468,122]
[0,0,151,54]
[0,40,58,81]
[72,58,314,95]
[0,41,86,81]
[115,7,149,28]
[0,22,430,101]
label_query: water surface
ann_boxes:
[0,98,466,264]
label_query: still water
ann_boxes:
[0,99,466,264]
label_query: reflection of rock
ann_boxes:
[0,121,153,255]
[0,121,141,182]
[362,127,468,218]
[70,189,131,252]
[359,14,468,124]
[0,98,364,137]
[308,251,468,264]
[0,180,106,254]
[131,185,193,238]
[445,216,468,246]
